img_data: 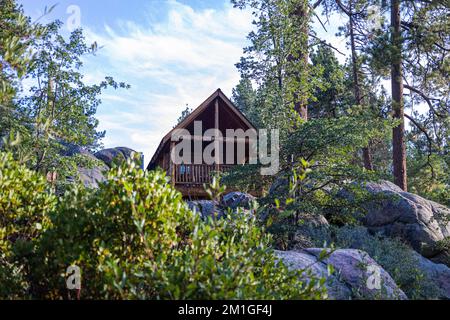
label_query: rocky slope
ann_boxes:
[276,248,407,300]
[65,145,138,188]
[361,180,450,266]
[64,145,450,299]
[206,184,450,299]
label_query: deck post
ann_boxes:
[170,141,176,185]
[215,98,220,172]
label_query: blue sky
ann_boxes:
[18,0,348,163]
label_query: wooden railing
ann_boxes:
[174,164,233,184]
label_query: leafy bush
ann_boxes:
[257,160,375,249]
[0,258,29,299]
[228,116,396,230]
[408,135,450,207]
[222,163,273,195]
[31,159,195,298]
[0,153,325,299]
[0,152,56,298]
[103,212,326,299]
[286,220,442,299]
[332,225,441,299]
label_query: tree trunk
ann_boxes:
[349,11,374,170]
[391,0,407,191]
[362,147,373,170]
[290,0,309,121]
[294,52,309,121]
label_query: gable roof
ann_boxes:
[147,88,256,170]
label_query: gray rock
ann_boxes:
[77,167,107,188]
[276,248,407,300]
[60,142,108,188]
[187,200,224,219]
[291,214,331,250]
[275,250,352,299]
[187,194,256,220]
[59,143,143,188]
[95,147,137,168]
[364,180,404,193]
[299,213,329,228]
[361,180,450,261]
[306,248,407,299]
[268,175,289,196]
[221,192,256,209]
[414,252,450,299]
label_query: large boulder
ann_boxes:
[268,175,289,196]
[187,192,256,219]
[275,250,351,299]
[57,143,141,188]
[276,248,407,300]
[77,167,107,188]
[94,147,138,168]
[361,180,450,263]
[221,192,256,209]
[60,142,108,188]
[187,200,224,219]
[414,252,450,299]
[290,214,330,250]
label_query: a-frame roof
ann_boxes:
[147,88,256,170]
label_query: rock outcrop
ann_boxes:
[61,144,139,188]
[94,147,139,168]
[187,200,224,219]
[290,214,330,249]
[276,248,407,300]
[77,167,107,188]
[361,180,450,264]
[187,192,256,219]
[60,142,108,188]
[413,252,450,299]
[222,192,256,209]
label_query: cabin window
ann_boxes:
[180,164,190,175]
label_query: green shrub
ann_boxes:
[27,156,325,299]
[0,257,29,299]
[104,212,327,299]
[31,158,193,298]
[0,152,56,298]
[408,152,450,207]
[333,225,441,299]
[222,164,274,195]
[284,214,443,299]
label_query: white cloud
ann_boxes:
[81,1,253,163]
[84,3,378,165]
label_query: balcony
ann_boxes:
[173,164,233,185]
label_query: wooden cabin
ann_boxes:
[147,89,256,198]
